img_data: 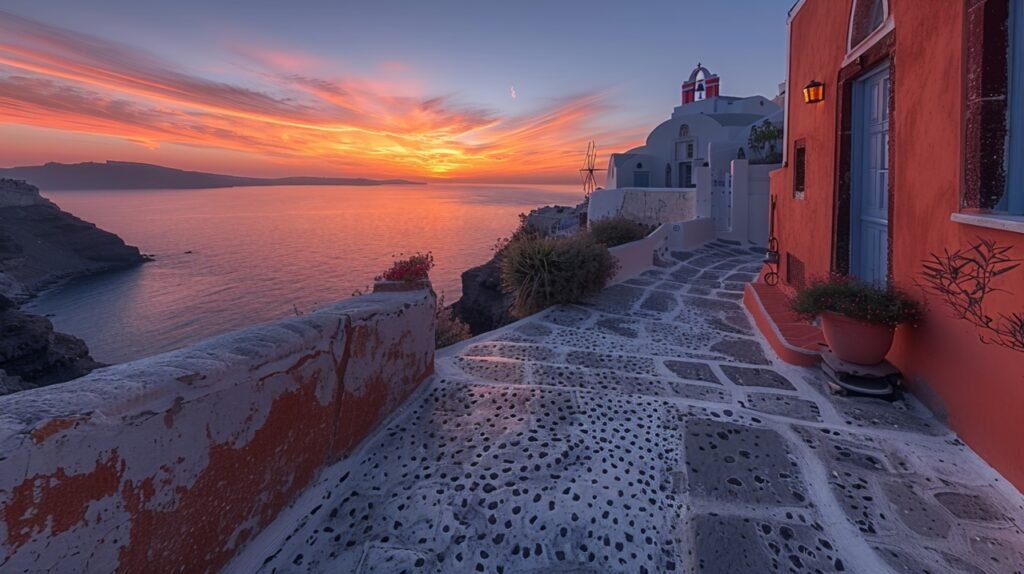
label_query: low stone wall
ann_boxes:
[608,224,669,284]
[587,187,698,226]
[0,288,435,573]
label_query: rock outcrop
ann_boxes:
[452,200,587,335]
[452,257,515,335]
[0,178,146,300]
[0,179,144,394]
[0,294,102,394]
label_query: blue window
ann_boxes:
[1004,0,1024,214]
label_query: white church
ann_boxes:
[605,64,783,189]
[590,64,784,249]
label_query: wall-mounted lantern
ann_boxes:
[802,80,825,104]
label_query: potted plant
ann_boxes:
[373,252,434,292]
[792,275,923,365]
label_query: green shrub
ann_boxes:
[589,217,655,247]
[500,233,618,317]
[434,292,472,348]
[791,275,923,327]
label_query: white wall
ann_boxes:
[588,187,698,226]
[608,224,669,284]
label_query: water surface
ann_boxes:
[27,183,582,363]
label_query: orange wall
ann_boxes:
[775,0,1024,488]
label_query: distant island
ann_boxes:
[0,161,424,190]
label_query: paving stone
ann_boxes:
[453,357,525,384]
[969,535,1024,573]
[724,272,757,283]
[714,291,744,301]
[542,305,593,328]
[744,393,822,422]
[872,544,988,574]
[531,363,730,403]
[687,255,726,268]
[693,515,847,574]
[593,316,641,338]
[463,342,557,362]
[934,491,1006,522]
[640,290,677,312]
[513,321,552,337]
[720,365,796,389]
[790,426,898,480]
[624,276,658,287]
[710,338,772,365]
[583,284,646,315]
[564,350,659,376]
[663,360,722,385]
[697,270,727,281]
[685,419,808,506]
[882,481,952,538]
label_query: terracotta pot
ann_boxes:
[819,311,895,365]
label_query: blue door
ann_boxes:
[851,65,890,284]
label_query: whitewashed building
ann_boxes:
[606,64,782,190]
[592,64,783,249]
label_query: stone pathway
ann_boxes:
[229,241,1024,574]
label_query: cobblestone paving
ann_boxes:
[231,241,1024,574]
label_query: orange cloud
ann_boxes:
[0,10,644,182]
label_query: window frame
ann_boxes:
[1005,0,1024,215]
[842,0,894,67]
[793,139,807,200]
[955,0,1024,232]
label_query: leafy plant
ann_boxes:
[747,119,784,164]
[377,252,434,282]
[589,217,655,247]
[920,238,1024,352]
[434,291,472,348]
[792,274,923,328]
[493,218,545,255]
[500,233,618,317]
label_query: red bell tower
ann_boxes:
[681,63,720,104]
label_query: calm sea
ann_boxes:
[26,183,583,364]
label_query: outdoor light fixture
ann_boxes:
[803,80,825,104]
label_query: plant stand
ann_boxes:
[820,350,902,400]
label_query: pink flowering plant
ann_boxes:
[791,274,923,328]
[377,252,434,282]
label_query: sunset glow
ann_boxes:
[0,10,647,182]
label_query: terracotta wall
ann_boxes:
[0,288,435,572]
[775,0,1024,488]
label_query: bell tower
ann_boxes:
[681,63,720,104]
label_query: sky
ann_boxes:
[0,1,792,183]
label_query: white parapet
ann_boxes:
[588,187,699,226]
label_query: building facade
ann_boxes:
[605,65,783,190]
[765,0,1024,487]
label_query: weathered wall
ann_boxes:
[775,0,1024,488]
[0,288,435,572]
[608,224,669,284]
[588,188,698,225]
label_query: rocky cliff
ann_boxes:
[451,201,586,335]
[0,294,101,393]
[0,178,146,300]
[451,257,515,335]
[0,179,146,394]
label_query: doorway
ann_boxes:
[850,64,890,284]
